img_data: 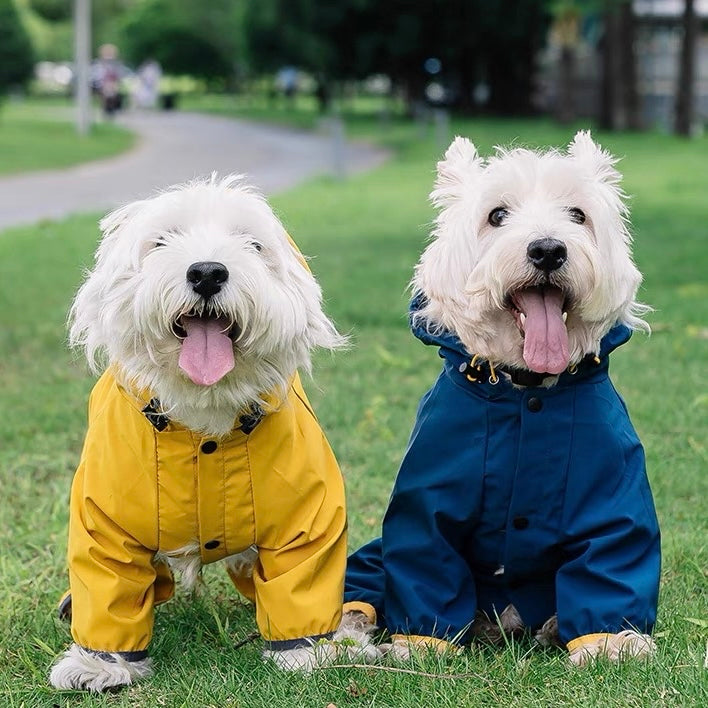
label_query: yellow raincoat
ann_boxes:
[63,369,346,655]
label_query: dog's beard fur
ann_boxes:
[69,174,345,436]
[413,131,650,375]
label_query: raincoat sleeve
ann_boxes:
[378,378,485,643]
[67,377,163,654]
[555,409,660,647]
[250,381,347,647]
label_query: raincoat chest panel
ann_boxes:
[154,428,254,563]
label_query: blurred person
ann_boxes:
[276,65,298,105]
[133,58,162,109]
[96,44,123,117]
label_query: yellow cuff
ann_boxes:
[342,601,377,626]
[391,634,461,654]
[567,633,614,652]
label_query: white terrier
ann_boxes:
[50,175,375,692]
[342,132,660,666]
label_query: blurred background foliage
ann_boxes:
[3,0,703,136]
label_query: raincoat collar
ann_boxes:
[409,292,632,391]
[111,368,281,434]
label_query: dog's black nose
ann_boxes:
[527,238,567,272]
[186,261,229,299]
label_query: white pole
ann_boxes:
[74,0,92,135]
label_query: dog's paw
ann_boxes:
[472,604,525,646]
[534,614,564,648]
[49,644,152,692]
[264,643,337,672]
[568,631,657,666]
[380,634,464,662]
[264,615,385,672]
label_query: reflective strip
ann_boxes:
[566,633,614,652]
[263,632,334,651]
[342,600,377,626]
[84,647,149,663]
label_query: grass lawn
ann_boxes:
[0,97,134,176]
[0,111,706,706]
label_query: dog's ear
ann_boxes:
[98,199,147,244]
[568,131,621,185]
[431,137,484,208]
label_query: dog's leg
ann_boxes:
[471,604,525,646]
[534,614,564,648]
[49,644,152,692]
[264,606,383,671]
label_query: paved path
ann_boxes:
[0,111,389,230]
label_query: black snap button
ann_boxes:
[527,397,543,412]
[512,516,529,530]
[204,540,220,550]
[201,440,218,454]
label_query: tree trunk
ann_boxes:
[600,1,641,131]
[599,6,619,130]
[619,1,642,130]
[675,0,698,136]
[554,10,579,124]
[557,46,576,123]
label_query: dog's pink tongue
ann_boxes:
[178,316,235,386]
[515,288,569,375]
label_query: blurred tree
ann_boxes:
[599,0,641,131]
[675,0,698,136]
[245,0,551,115]
[245,0,376,110]
[0,0,35,98]
[118,0,246,84]
[28,0,71,22]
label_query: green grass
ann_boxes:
[0,114,706,706]
[0,97,134,175]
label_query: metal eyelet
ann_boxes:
[489,374,499,385]
[567,364,578,375]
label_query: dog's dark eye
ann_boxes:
[567,207,586,224]
[250,241,262,252]
[488,207,509,227]
[153,240,166,248]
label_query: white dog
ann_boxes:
[50,175,375,692]
[342,132,661,666]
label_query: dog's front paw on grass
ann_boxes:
[264,635,383,671]
[568,631,657,666]
[379,634,465,662]
[49,644,152,692]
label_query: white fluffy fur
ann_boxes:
[413,131,650,373]
[69,174,345,437]
[49,644,152,692]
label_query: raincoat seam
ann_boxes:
[191,431,200,557]
[244,436,257,547]
[559,386,577,541]
[154,426,160,551]
[292,384,318,422]
[220,443,228,557]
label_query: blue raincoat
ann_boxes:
[345,296,660,648]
